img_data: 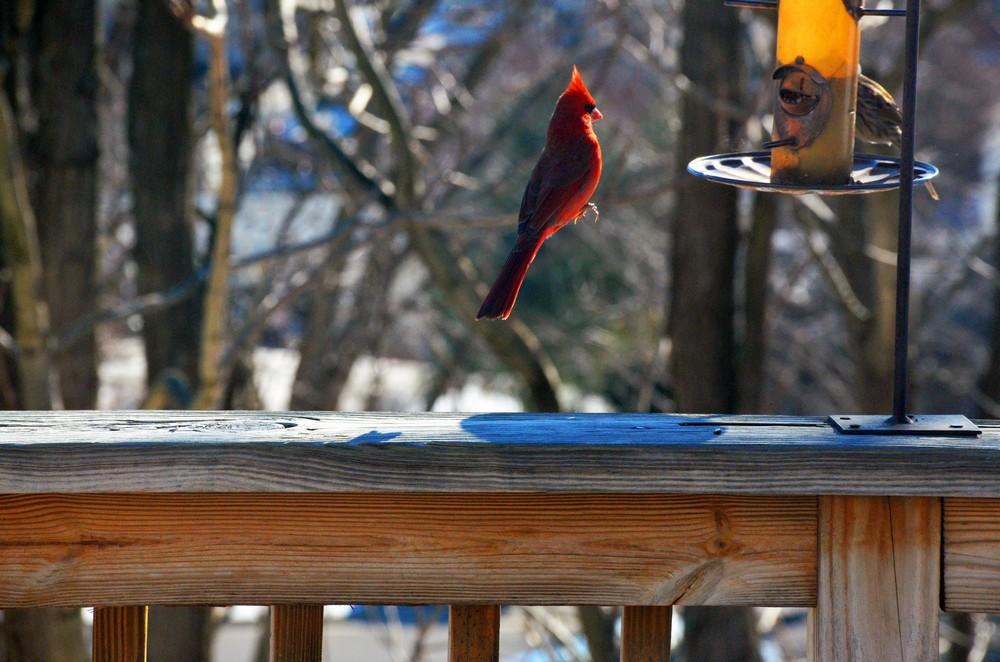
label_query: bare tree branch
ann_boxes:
[264,0,395,206]
[0,87,53,408]
[431,0,536,130]
[883,0,978,86]
[220,263,324,372]
[518,607,589,662]
[53,207,514,352]
[382,0,439,60]
[622,34,749,122]
[172,0,238,408]
[792,203,871,322]
[333,0,421,204]
[58,268,207,352]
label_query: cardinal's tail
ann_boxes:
[476,234,545,321]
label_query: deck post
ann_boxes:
[449,605,500,662]
[270,605,324,662]
[620,606,672,661]
[809,495,940,661]
[92,606,148,662]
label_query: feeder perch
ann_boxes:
[687,152,939,196]
[688,0,977,436]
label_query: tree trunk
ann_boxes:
[290,262,351,411]
[670,1,760,660]
[669,0,741,415]
[129,0,200,388]
[977,175,1000,415]
[191,9,237,409]
[738,194,778,413]
[680,607,761,662]
[146,607,214,662]
[577,606,616,662]
[28,0,99,408]
[3,608,87,662]
[0,79,51,410]
[828,194,896,413]
[290,234,405,411]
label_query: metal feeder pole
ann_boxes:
[829,0,977,436]
[891,0,920,424]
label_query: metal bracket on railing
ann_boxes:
[828,414,981,436]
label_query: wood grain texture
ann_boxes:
[620,606,672,662]
[0,412,997,495]
[944,497,1000,612]
[270,605,323,662]
[449,606,499,662]
[0,493,815,608]
[810,496,940,662]
[92,606,147,662]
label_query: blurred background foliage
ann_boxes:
[0,0,999,660]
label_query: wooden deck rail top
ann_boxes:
[2,411,1000,661]
[1,411,999,495]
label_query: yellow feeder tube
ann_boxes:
[771,0,861,185]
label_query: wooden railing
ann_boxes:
[1,411,999,661]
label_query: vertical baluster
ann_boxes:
[809,495,940,661]
[92,606,148,662]
[621,606,672,662]
[270,605,324,662]
[449,605,500,662]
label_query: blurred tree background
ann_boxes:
[1,0,999,660]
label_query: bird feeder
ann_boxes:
[688,0,977,436]
[770,0,860,184]
[687,0,939,196]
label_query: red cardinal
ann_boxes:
[476,65,603,320]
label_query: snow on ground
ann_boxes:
[101,336,611,412]
[252,347,299,410]
[97,336,147,410]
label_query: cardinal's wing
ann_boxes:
[517,138,596,237]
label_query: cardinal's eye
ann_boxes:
[584,103,596,114]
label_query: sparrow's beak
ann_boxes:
[591,107,604,121]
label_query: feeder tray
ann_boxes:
[687,151,939,196]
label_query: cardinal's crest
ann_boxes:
[566,65,596,106]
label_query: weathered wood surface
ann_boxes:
[0,412,997,495]
[620,606,672,662]
[0,493,815,608]
[449,606,500,662]
[944,497,1000,613]
[92,606,148,662]
[270,605,323,662]
[810,496,940,662]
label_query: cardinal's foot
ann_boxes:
[587,202,600,223]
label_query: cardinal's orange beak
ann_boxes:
[591,107,604,121]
